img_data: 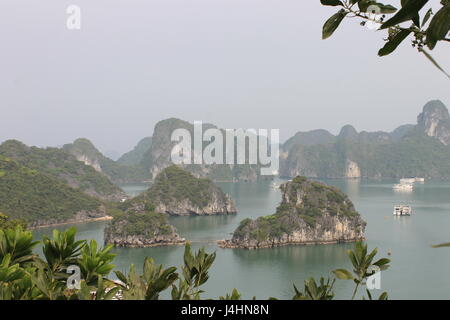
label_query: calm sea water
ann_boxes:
[32,179,450,299]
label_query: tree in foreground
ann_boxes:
[320,0,450,77]
[0,225,390,300]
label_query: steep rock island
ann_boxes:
[125,165,237,216]
[219,176,365,249]
[104,211,185,247]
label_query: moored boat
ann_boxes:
[393,205,412,216]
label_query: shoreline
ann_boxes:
[28,215,113,230]
[108,240,187,248]
[217,237,365,250]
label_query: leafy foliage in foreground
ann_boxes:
[0,226,390,300]
[320,0,450,76]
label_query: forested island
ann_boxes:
[123,165,236,216]
[104,166,236,247]
[219,176,366,249]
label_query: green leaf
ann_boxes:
[114,270,128,285]
[378,291,389,300]
[320,0,344,6]
[332,269,354,280]
[378,29,412,56]
[322,9,348,39]
[422,8,433,26]
[380,0,429,29]
[358,0,372,12]
[426,4,450,50]
[373,258,391,266]
[366,288,373,300]
[377,4,398,14]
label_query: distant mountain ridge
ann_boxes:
[63,138,151,184]
[117,137,152,166]
[280,100,450,179]
[0,140,126,201]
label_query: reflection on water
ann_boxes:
[32,178,450,299]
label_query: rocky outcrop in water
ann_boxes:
[218,176,366,249]
[125,165,237,216]
[104,211,185,247]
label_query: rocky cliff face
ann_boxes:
[74,154,103,172]
[63,138,150,184]
[219,176,366,249]
[126,165,237,216]
[141,118,269,182]
[153,193,235,216]
[417,100,450,146]
[63,138,105,171]
[345,160,361,178]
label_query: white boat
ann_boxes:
[393,205,412,216]
[393,183,413,191]
[400,178,416,184]
[414,177,425,182]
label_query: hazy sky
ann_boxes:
[0,0,449,158]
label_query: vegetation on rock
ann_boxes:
[225,176,365,248]
[63,138,151,184]
[104,210,184,247]
[124,165,236,215]
[0,156,105,227]
[281,100,450,179]
[0,140,125,200]
[117,137,152,166]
